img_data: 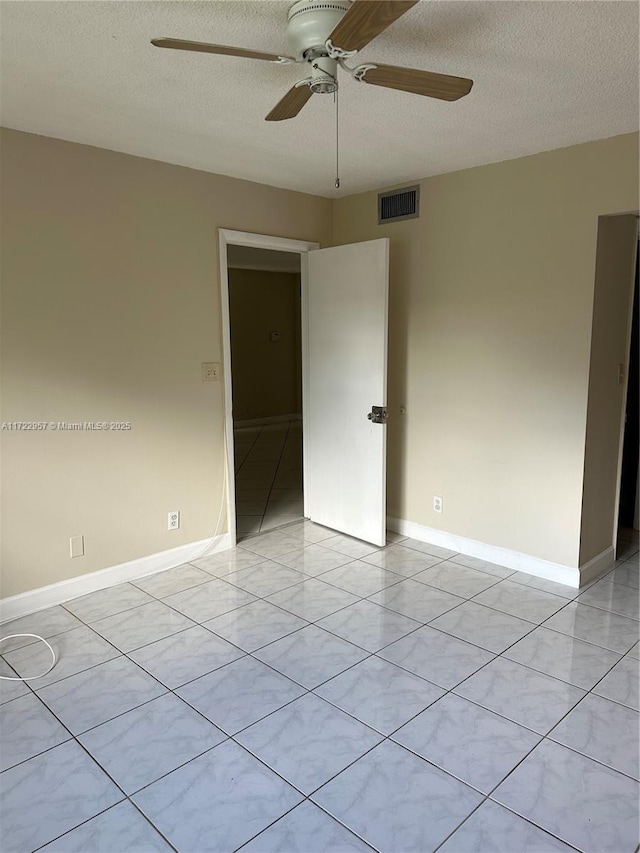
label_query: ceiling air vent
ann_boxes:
[378,185,420,224]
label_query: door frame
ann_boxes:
[218,229,320,546]
[612,226,640,545]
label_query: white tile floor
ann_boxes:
[234,421,303,536]
[1,526,639,852]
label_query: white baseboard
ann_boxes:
[234,413,301,428]
[0,533,233,623]
[387,517,613,588]
[579,546,616,586]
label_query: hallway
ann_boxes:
[234,420,303,537]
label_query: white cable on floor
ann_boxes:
[0,416,228,679]
[0,450,224,683]
[0,634,57,681]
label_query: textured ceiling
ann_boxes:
[1,1,638,197]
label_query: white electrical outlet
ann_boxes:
[433,496,443,513]
[168,511,180,531]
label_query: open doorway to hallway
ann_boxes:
[226,245,303,539]
[616,236,639,560]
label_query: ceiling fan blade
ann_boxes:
[265,84,313,121]
[328,0,419,53]
[359,63,473,101]
[151,38,295,63]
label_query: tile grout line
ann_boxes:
[8,569,636,794]
[431,794,585,853]
[3,533,638,852]
[235,423,272,536]
[289,578,638,852]
[3,552,637,723]
[4,556,505,790]
[3,623,317,852]
[234,797,381,853]
[9,617,607,853]
[3,554,414,810]
[4,681,185,853]
[109,557,635,782]
[233,423,263,477]
[235,420,304,536]
[2,537,369,698]
[6,653,639,847]
[261,419,300,533]
[29,799,180,853]
[2,533,635,641]
[247,422,274,535]
[4,543,637,722]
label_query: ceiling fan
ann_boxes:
[151,0,474,122]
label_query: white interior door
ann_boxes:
[305,238,389,546]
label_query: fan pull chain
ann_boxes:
[335,87,340,189]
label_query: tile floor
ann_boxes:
[234,421,303,536]
[1,525,639,852]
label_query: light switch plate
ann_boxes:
[202,362,220,382]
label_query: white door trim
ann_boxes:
[218,229,320,547]
[611,223,639,552]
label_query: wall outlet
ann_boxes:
[433,496,443,514]
[168,510,180,531]
[202,362,220,382]
[69,535,84,558]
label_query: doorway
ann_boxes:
[219,229,390,549]
[616,237,640,557]
[218,230,319,546]
[227,246,303,537]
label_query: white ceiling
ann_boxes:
[1,1,638,198]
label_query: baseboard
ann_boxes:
[0,533,233,623]
[234,414,301,428]
[579,546,615,586]
[387,517,586,588]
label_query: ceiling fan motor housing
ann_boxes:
[287,0,352,60]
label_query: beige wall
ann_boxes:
[228,268,302,421]
[0,128,331,597]
[2,128,638,599]
[334,133,639,568]
[580,215,638,563]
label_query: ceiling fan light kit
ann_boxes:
[151,0,473,185]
